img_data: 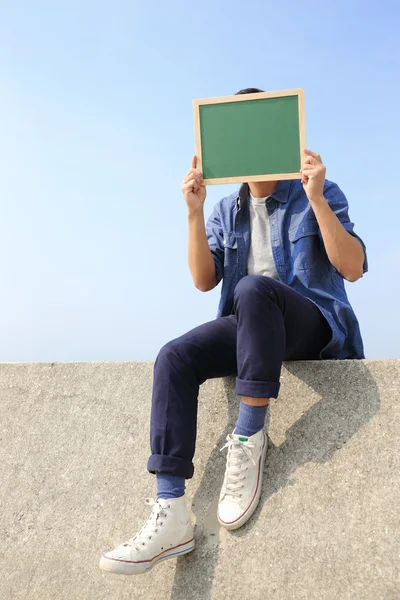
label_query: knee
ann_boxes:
[234,275,272,303]
[234,275,280,312]
[156,340,179,366]
[155,339,192,371]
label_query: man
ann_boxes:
[99,88,367,575]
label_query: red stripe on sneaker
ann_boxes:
[103,537,195,564]
[219,434,266,525]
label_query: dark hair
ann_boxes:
[235,87,264,95]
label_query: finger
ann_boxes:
[301,170,319,181]
[191,156,197,169]
[301,158,312,169]
[182,176,200,187]
[182,171,202,185]
[304,149,322,163]
[304,148,322,161]
[302,162,326,174]
[302,156,319,167]
[182,177,202,191]
[186,168,203,180]
[300,163,319,172]
[301,168,318,177]
[301,163,319,171]
[182,178,196,190]
[301,167,324,178]
[182,179,200,193]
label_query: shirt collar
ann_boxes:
[270,179,291,203]
[237,180,291,206]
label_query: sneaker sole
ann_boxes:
[217,431,268,531]
[99,538,195,575]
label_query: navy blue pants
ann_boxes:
[147,276,332,479]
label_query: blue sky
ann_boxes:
[0,0,399,362]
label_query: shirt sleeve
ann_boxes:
[322,181,368,275]
[205,203,225,284]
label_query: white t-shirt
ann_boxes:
[247,194,279,279]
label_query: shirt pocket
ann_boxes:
[288,221,320,271]
[223,232,238,275]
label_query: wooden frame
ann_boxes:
[193,88,306,185]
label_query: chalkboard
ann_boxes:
[193,89,306,185]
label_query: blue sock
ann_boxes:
[156,474,186,500]
[234,401,269,438]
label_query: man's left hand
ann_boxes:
[301,149,326,205]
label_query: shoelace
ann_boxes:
[124,498,168,551]
[220,434,257,499]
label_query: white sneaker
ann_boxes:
[99,496,195,575]
[218,429,267,530]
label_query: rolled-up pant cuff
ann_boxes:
[235,378,280,398]
[147,454,194,479]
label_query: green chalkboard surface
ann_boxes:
[193,89,305,185]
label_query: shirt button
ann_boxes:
[223,240,226,245]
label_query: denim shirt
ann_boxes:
[206,179,368,360]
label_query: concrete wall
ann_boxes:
[1,360,399,600]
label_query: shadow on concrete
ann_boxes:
[168,360,380,600]
[235,361,380,538]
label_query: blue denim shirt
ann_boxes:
[206,179,368,359]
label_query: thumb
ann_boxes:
[191,155,197,169]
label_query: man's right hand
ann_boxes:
[181,156,206,213]
[183,156,216,292]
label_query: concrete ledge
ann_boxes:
[1,360,399,599]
